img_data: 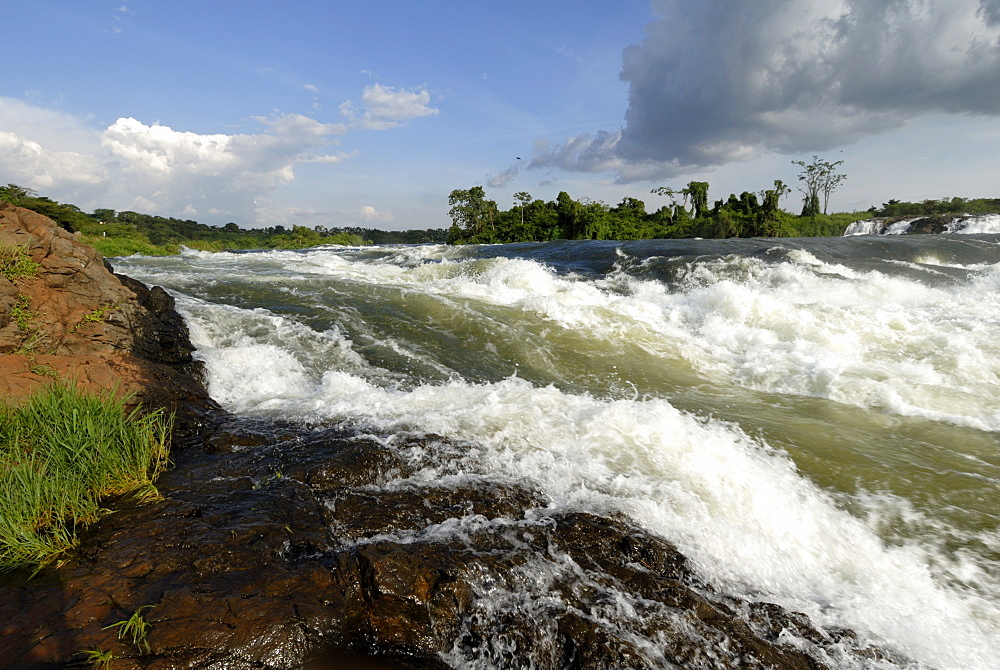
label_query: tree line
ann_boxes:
[0,184,444,256]
[447,157,854,244]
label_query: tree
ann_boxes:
[792,156,845,216]
[687,181,710,219]
[651,186,684,207]
[92,208,117,222]
[556,191,580,239]
[0,184,37,206]
[514,191,531,230]
[448,186,498,242]
[756,180,790,237]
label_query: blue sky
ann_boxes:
[2,0,999,230]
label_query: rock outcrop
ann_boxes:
[0,422,910,669]
[0,202,213,419]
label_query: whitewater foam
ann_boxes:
[111,240,1000,669]
[845,213,1000,236]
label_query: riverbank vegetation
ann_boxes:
[4,165,1000,254]
[445,157,859,244]
[0,383,172,571]
[0,184,445,257]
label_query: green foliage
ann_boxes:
[11,294,37,332]
[266,224,324,249]
[11,293,45,356]
[787,212,863,237]
[0,184,37,207]
[325,232,367,246]
[0,243,40,283]
[0,383,172,571]
[448,186,500,242]
[69,302,122,333]
[77,646,117,669]
[7,187,449,257]
[873,197,1000,217]
[105,605,154,653]
[79,234,177,258]
[445,167,871,244]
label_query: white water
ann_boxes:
[117,243,1000,669]
[948,214,1000,234]
[845,213,1000,236]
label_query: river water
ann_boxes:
[113,233,1000,669]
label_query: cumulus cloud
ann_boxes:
[339,84,439,130]
[0,131,107,189]
[0,97,110,198]
[359,205,394,224]
[100,113,354,218]
[0,82,436,225]
[541,0,1000,181]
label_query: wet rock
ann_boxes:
[1,419,920,669]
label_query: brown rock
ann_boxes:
[0,201,214,419]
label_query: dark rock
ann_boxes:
[0,420,919,668]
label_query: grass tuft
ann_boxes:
[77,646,117,669]
[0,383,172,572]
[104,604,154,653]
[0,243,40,283]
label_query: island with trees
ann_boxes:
[446,156,855,244]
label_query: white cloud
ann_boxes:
[100,114,353,219]
[487,163,521,188]
[0,131,107,189]
[340,84,439,130]
[0,81,436,226]
[359,205,394,224]
[538,0,1000,181]
[0,97,110,197]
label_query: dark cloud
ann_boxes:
[979,0,1000,24]
[541,0,1000,181]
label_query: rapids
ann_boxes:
[113,234,1000,669]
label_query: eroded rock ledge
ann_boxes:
[0,201,213,420]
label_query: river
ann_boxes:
[113,232,1000,669]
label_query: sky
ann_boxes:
[2,0,999,231]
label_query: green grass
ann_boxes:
[0,243,40,283]
[0,383,172,571]
[787,211,869,237]
[79,234,178,257]
[105,604,154,653]
[77,646,117,669]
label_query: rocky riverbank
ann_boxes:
[0,205,916,669]
[0,202,214,421]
